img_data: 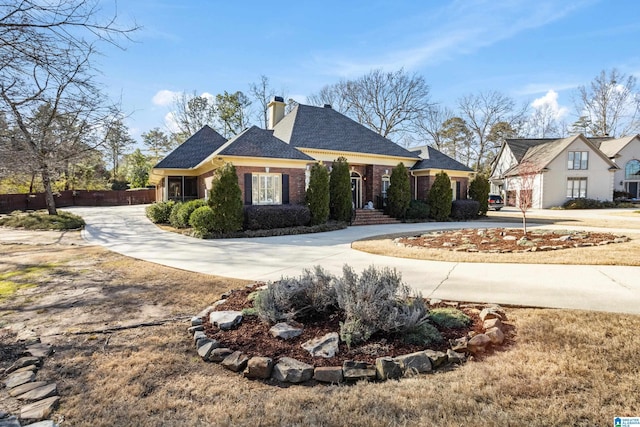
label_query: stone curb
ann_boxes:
[188,296,510,385]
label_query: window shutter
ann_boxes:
[244,173,252,205]
[282,174,290,205]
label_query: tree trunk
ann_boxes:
[41,166,58,215]
[522,212,527,236]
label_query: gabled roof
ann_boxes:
[597,135,639,157]
[218,126,314,161]
[504,138,557,162]
[272,104,419,159]
[504,134,618,176]
[154,125,227,169]
[410,146,473,172]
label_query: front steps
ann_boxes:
[351,209,401,226]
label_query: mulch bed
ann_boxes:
[396,228,628,253]
[203,285,486,366]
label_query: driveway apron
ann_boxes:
[72,205,640,315]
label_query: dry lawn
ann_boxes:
[1,230,639,426]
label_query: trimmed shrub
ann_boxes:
[405,200,430,220]
[306,162,330,225]
[244,205,311,230]
[469,175,490,215]
[175,199,206,228]
[428,171,452,221]
[168,201,183,228]
[253,266,337,323]
[402,322,443,346]
[189,205,215,235]
[208,163,244,233]
[614,190,632,200]
[145,200,175,224]
[329,156,352,222]
[562,198,615,209]
[429,307,472,329]
[450,199,480,220]
[335,265,428,348]
[387,163,411,219]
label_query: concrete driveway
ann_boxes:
[72,205,640,315]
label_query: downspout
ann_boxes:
[410,171,417,199]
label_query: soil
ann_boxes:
[203,285,489,367]
[396,228,627,253]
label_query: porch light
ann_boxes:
[385,169,389,175]
[265,167,270,173]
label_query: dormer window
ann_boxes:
[568,151,588,170]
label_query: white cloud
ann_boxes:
[163,111,180,133]
[531,90,569,120]
[152,90,179,106]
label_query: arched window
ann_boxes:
[626,160,640,180]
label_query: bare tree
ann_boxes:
[308,69,432,139]
[171,91,217,137]
[574,68,640,137]
[458,91,527,172]
[249,75,275,128]
[527,103,560,138]
[0,0,137,214]
[413,105,454,151]
[513,160,538,235]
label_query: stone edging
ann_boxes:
[0,331,60,427]
[187,298,509,384]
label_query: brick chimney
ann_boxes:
[267,96,285,129]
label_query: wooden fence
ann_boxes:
[0,189,155,213]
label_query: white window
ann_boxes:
[566,178,587,198]
[568,151,589,170]
[252,173,281,205]
[381,175,390,199]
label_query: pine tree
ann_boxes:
[469,174,490,215]
[428,171,452,221]
[306,163,330,225]
[208,163,243,232]
[387,163,411,218]
[329,157,352,222]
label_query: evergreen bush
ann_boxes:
[175,199,206,228]
[405,200,430,220]
[306,163,330,225]
[428,171,452,221]
[189,205,215,235]
[469,175,490,215]
[387,163,411,219]
[244,205,311,230]
[450,199,480,220]
[168,201,183,228]
[429,307,472,329]
[208,163,244,233]
[329,157,352,222]
[145,200,175,224]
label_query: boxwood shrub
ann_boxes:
[244,205,311,230]
[189,205,215,235]
[145,200,175,224]
[562,198,615,209]
[450,199,480,220]
[173,199,206,228]
[405,200,430,220]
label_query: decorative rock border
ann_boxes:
[187,297,510,385]
[0,334,60,427]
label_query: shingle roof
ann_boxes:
[218,126,314,161]
[504,135,618,176]
[504,138,556,162]
[410,146,473,172]
[272,104,419,159]
[597,135,638,157]
[154,125,227,169]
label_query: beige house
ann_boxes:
[596,135,640,199]
[490,135,619,208]
[150,97,475,209]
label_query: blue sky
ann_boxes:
[97,0,640,143]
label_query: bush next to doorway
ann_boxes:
[387,162,411,219]
[329,156,352,222]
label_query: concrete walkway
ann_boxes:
[71,205,640,315]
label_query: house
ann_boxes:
[150,97,475,209]
[490,134,619,208]
[595,135,640,199]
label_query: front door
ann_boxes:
[628,181,639,198]
[351,172,362,209]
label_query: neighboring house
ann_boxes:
[490,135,619,208]
[595,135,640,199]
[150,97,475,208]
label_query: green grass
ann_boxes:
[429,307,472,329]
[0,264,57,302]
[0,210,84,230]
